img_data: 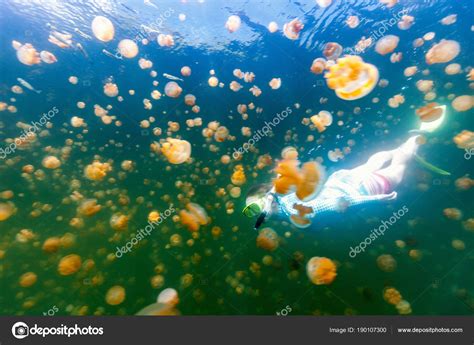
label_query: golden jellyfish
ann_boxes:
[416,102,443,122]
[376,254,397,272]
[68,76,78,84]
[324,55,379,101]
[445,63,461,75]
[375,35,399,55]
[452,239,465,251]
[256,228,279,251]
[110,213,129,231]
[323,42,343,60]
[452,95,474,112]
[346,16,359,28]
[268,21,278,33]
[181,66,191,77]
[58,254,82,276]
[244,72,255,83]
[71,116,85,127]
[161,138,191,164]
[413,38,424,47]
[184,94,196,106]
[388,94,405,108]
[19,272,37,287]
[77,101,86,109]
[316,0,332,8]
[426,40,460,64]
[390,52,402,63]
[283,18,304,40]
[230,81,242,92]
[16,43,41,65]
[443,208,462,220]
[77,199,101,216]
[42,237,61,253]
[164,82,182,98]
[151,90,161,100]
[441,14,457,25]
[91,16,115,42]
[230,186,241,198]
[138,58,153,69]
[274,159,321,201]
[290,204,313,229]
[42,156,61,169]
[404,66,417,77]
[383,287,402,305]
[157,288,179,306]
[40,50,57,64]
[11,85,23,94]
[453,130,474,149]
[269,78,281,90]
[179,202,208,232]
[231,165,246,185]
[225,15,241,33]
[423,32,435,41]
[118,39,139,58]
[84,161,111,181]
[310,58,326,74]
[233,69,244,79]
[249,85,262,97]
[396,300,412,315]
[214,126,229,142]
[208,76,219,87]
[157,34,174,47]
[104,82,119,97]
[416,79,433,93]
[398,15,414,30]
[148,211,160,222]
[306,257,337,285]
[105,285,126,306]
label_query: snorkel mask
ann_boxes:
[242,184,273,230]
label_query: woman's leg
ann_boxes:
[348,149,396,176]
[376,135,421,187]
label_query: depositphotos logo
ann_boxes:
[11,321,104,339]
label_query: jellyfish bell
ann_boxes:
[318,110,333,126]
[157,34,174,47]
[325,55,379,101]
[256,228,279,251]
[268,21,278,33]
[164,82,182,98]
[42,156,61,169]
[16,43,41,65]
[346,16,359,28]
[416,103,444,122]
[161,138,191,164]
[269,78,281,90]
[208,76,219,87]
[426,40,460,64]
[290,214,311,228]
[0,202,16,221]
[225,15,241,33]
[91,16,115,42]
[452,95,474,112]
[310,58,326,74]
[118,39,139,58]
[181,66,191,77]
[40,51,57,64]
[283,18,303,40]
[323,42,343,60]
[375,35,399,55]
[104,82,119,97]
[306,257,337,285]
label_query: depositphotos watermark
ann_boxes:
[115,205,175,258]
[0,106,59,160]
[349,206,409,258]
[344,9,408,55]
[464,148,473,160]
[232,106,293,159]
[11,321,103,339]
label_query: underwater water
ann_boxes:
[0,0,473,316]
